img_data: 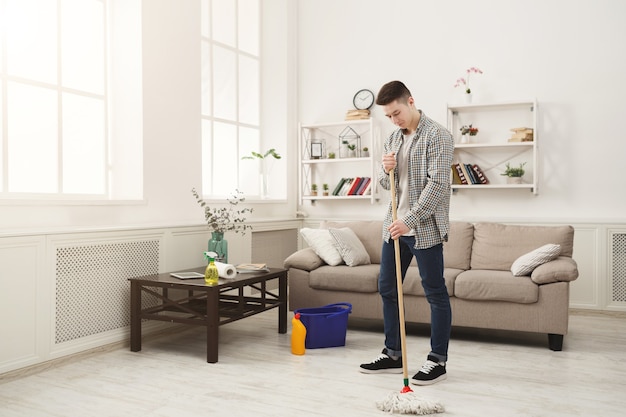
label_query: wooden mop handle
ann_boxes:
[389,169,411,386]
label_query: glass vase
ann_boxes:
[208,231,228,263]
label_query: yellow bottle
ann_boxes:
[291,313,306,355]
[205,256,219,286]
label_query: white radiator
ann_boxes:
[55,240,160,344]
[611,232,626,303]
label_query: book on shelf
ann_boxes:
[338,178,353,195]
[459,163,474,184]
[236,263,270,273]
[347,177,363,195]
[463,164,477,184]
[345,109,370,120]
[452,163,489,185]
[332,178,347,195]
[453,163,469,184]
[467,163,481,184]
[451,165,462,184]
[471,164,489,184]
[356,177,371,195]
[361,180,372,195]
[508,127,534,142]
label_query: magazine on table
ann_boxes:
[236,263,270,273]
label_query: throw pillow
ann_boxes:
[329,227,371,267]
[300,228,343,266]
[531,257,579,284]
[510,244,561,276]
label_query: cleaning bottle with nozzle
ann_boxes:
[291,312,306,355]
[203,251,219,286]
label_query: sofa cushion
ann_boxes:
[309,264,379,293]
[511,244,561,276]
[455,270,539,303]
[470,223,575,271]
[283,248,324,272]
[402,266,460,297]
[321,220,383,263]
[329,227,371,267]
[531,256,579,284]
[443,221,474,270]
[300,228,343,266]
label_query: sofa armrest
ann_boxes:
[284,248,325,272]
[531,256,579,284]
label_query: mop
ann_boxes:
[376,169,445,415]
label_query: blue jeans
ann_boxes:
[379,237,451,362]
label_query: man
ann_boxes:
[359,81,454,385]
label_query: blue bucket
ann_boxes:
[294,302,352,349]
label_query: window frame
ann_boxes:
[200,0,262,200]
[0,0,143,203]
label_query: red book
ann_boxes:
[347,177,363,195]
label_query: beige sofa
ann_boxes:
[284,220,579,351]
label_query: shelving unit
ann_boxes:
[447,100,538,194]
[298,119,379,204]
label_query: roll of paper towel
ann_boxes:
[214,261,237,279]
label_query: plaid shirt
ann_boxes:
[378,111,454,249]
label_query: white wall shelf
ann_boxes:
[298,119,379,204]
[447,100,538,195]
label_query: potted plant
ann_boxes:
[191,188,253,263]
[362,147,369,157]
[310,183,318,196]
[340,140,349,158]
[322,183,329,196]
[460,125,478,143]
[241,148,282,198]
[501,162,526,184]
[454,66,483,103]
[347,143,356,158]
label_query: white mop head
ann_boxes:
[376,391,445,415]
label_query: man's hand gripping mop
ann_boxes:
[375,169,445,415]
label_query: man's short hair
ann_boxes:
[376,81,411,106]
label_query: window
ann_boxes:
[0,0,142,200]
[201,0,261,198]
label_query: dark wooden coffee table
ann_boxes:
[128,267,287,363]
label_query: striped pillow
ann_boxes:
[511,244,561,276]
[329,227,371,267]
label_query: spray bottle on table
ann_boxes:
[203,251,219,286]
[291,312,306,355]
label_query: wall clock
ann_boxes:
[353,89,374,110]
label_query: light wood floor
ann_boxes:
[1,310,625,416]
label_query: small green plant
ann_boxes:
[501,162,526,177]
[362,147,369,152]
[311,184,318,192]
[347,144,356,151]
[328,152,336,159]
[241,148,281,161]
[322,183,329,191]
